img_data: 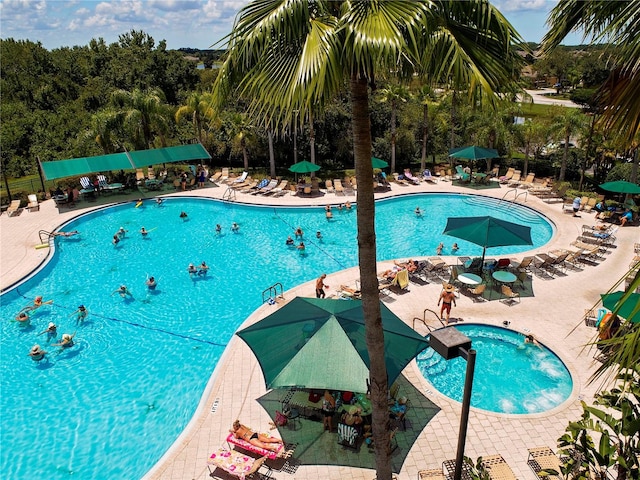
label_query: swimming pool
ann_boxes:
[0,194,553,479]
[416,324,573,414]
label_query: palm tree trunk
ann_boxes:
[523,142,530,177]
[242,140,249,171]
[268,128,276,178]
[420,103,428,172]
[390,100,397,173]
[559,132,569,181]
[350,72,392,480]
[309,111,316,178]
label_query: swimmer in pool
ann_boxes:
[316,231,322,239]
[140,227,148,237]
[53,333,75,349]
[215,224,222,234]
[28,344,47,361]
[112,285,132,298]
[53,230,80,237]
[146,276,157,290]
[294,227,303,238]
[39,322,58,341]
[113,234,120,246]
[297,241,306,252]
[15,312,30,327]
[70,305,88,324]
[452,243,459,252]
[20,295,52,313]
[345,201,352,210]
[415,207,422,217]
[198,262,209,276]
[231,222,239,232]
[187,264,198,276]
[117,227,127,238]
[180,211,188,220]
[156,198,163,206]
[286,236,294,246]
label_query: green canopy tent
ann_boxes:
[443,216,533,265]
[39,143,211,181]
[236,297,429,393]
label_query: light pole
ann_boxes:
[428,327,476,480]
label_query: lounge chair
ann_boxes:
[207,448,268,479]
[469,284,486,300]
[232,171,249,184]
[6,199,21,217]
[250,179,269,194]
[487,165,500,177]
[404,169,421,185]
[135,169,145,184]
[455,165,470,183]
[257,179,278,195]
[498,167,515,183]
[513,256,535,273]
[272,180,289,197]
[79,176,95,191]
[26,194,40,212]
[481,454,517,480]
[506,170,522,187]
[337,422,359,449]
[501,285,520,305]
[582,197,597,213]
[231,176,252,189]
[518,172,536,188]
[422,169,438,183]
[392,173,409,186]
[220,167,230,183]
[225,432,283,460]
[418,469,446,480]
[239,180,258,193]
[527,447,562,480]
[334,179,345,195]
[325,179,334,193]
[97,174,123,193]
[209,171,222,185]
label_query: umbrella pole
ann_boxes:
[480,247,486,269]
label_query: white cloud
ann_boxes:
[496,0,548,13]
[148,0,201,12]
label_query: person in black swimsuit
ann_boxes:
[230,420,283,451]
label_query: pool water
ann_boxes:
[416,324,573,414]
[0,194,553,479]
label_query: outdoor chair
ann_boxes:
[500,285,520,305]
[418,469,446,480]
[455,165,470,183]
[422,169,438,183]
[209,171,222,184]
[239,181,258,193]
[498,167,515,183]
[334,179,345,195]
[392,173,409,186]
[469,284,486,300]
[527,447,562,480]
[207,448,269,479]
[325,179,334,193]
[515,270,529,290]
[337,422,359,450]
[26,194,40,212]
[6,199,21,217]
[513,256,534,273]
[390,398,410,430]
[506,170,522,187]
[481,454,517,480]
[518,172,536,188]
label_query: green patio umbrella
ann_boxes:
[372,157,389,169]
[443,216,533,265]
[236,297,429,393]
[600,291,640,322]
[288,160,321,174]
[449,146,499,161]
[598,180,640,195]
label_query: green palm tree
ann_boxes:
[416,85,439,173]
[175,91,216,144]
[110,88,171,150]
[212,2,521,477]
[549,106,586,181]
[224,112,254,171]
[542,0,640,146]
[377,83,410,173]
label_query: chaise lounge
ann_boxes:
[207,448,269,480]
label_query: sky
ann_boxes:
[0,0,586,51]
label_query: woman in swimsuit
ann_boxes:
[230,420,283,451]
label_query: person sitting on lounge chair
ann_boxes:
[394,259,418,273]
[620,209,633,226]
[230,420,283,451]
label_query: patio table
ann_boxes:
[492,270,517,284]
[458,273,482,286]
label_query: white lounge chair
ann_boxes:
[26,194,40,212]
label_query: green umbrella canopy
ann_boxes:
[443,216,533,264]
[288,160,321,174]
[601,291,640,322]
[449,146,499,161]
[236,297,429,393]
[372,157,389,169]
[598,180,640,195]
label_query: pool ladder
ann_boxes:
[262,282,284,305]
[412,308,445,334]
[499,189,528,207]
[222,187,236,202]
[38,230,56,244]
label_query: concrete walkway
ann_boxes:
[1,177,637,480]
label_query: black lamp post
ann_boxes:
[429,327,476,480]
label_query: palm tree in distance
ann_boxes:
[175,91,216,145]
[212,2,521,478]
[548,106,586,182]
[377,83,410,174]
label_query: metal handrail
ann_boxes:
[262,282,284,304]
[222,187,236,202]
[514,190,528,203]
[38,230,56,244]
[498,189,518,204]
[412,308,445,333]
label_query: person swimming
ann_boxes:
[231,222,239,232]
[316,231,322,239]
[39,322,57,341]
[155,198,163,206]
[20,295,52,313]
[297,241,306,252]
[53,333,75,349]
[180,211,188,220]
[15,312,30,327]
[415,207,423,216]
[53,230,80,237]
[28,344,47,361]
[112,285,132,298]
[146,276,157,290]
[117,227,127,238]
[436,242,444,255]
[294,227,303,238]
[113,234,120,246]
[451,243,459,252]
[345,201,352,210]
[70,305,88,324]
[140,227,148,237]
[215,224,222,234]
[198,262,209,276]
[285,235,294,245]
[187,263,198,276]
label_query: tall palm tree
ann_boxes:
[110,88,171,150]
[377,83,410,173]
[212,2,520,478]
[542,0,640,147]
[175,91,216,144]
[549,106,586,181]
[224,112,254,171]
[416,85,438,173]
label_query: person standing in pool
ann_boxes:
[294,227,303,238]
[286,235,294,245]
[20,295,52,313]
[53,333,75,349]
[215,224,222,234]
[180,211,188,221]
[28,344,47,361]
[112,285,132,298]
[231,222,239,232]
[15,312,30,327]
[39,322,57,342]
[70,305,88,324]
[146,276,157,290]
[140,227,149,237]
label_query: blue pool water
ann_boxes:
[416,324,573,414]
[0,194,553,479]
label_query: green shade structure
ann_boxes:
[598,180,640,195]
[601,291,640,322]
[371,157,389,168]
[443,216,533,264]
[449,146,499,161]
[236,297,429,393]
[288,160,321,174]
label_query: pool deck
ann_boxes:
[1,178,637,480]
